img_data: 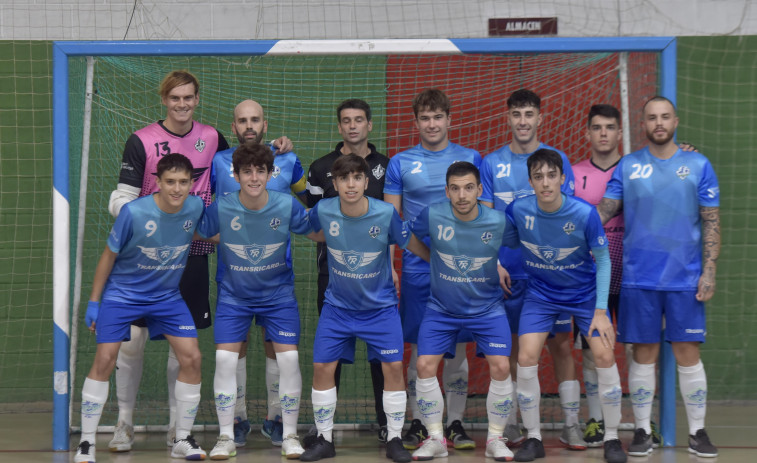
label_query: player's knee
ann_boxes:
[416,356,439,378]
[488,359,510,381]
[92,351,119,379]
[592,349,616,369]
[178,348,202,374]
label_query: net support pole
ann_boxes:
[619,52,631,155]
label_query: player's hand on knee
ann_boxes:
[589,309,614,349]
[85,301,100,332]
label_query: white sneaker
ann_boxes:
[486,436,514,461]
[560,424,587,450]
[171,435,207,460]
[281,434,305,459]
[209,434,236,460]
[166,426,176,447]
[74,441,96,462]
[412,437,448,460]
[108,421,134,452]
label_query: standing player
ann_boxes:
[599,96,720,458]
[305,99,390,442]
[503,149,626,463]
[301,154,427,463]
[75,154,207,463]
[384,89,482,451]
[210,99,304,448]
[198,142,315,460]
[408,162,516,462]
[480,89,583,449]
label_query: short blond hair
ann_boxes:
[159,70,199,98]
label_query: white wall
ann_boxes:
[1,0,755,40]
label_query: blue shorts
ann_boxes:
[313,303,405,364]
[417,308,512,358]
[618,288,706,343]
[214,300,300,345]
[506,280,571,336]
[520,294,596,338]
[400,272,472,344]
[96,299,197,343]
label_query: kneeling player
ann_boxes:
[197,141,317,460]
[504,149,625,463]
[301,154,428,463]
[409,162,516,462]
[76,154,207,462]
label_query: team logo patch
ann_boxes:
[603,386,623,402]
[598,236,605,246]
[195,138,206,153]
[493,398,514,416]
[438,251,492,276]
[329,248,381,271]
[481,231,493,244]
[281,394,299,411]
[517,392,534,407]
[372,164,385,180]
[631,386,654,405]
[676,165,691,179]
[182,219,194,232]
[314,406,335,422]
[686,389,707,405]
[417,399,438,414]
[226,242,285,265]
[342,251,364,271]
[369,225,381,238]
[215,392,235,408]
[569,180,575,191]
[139,244,190,265]
[522,241,579,265]
[270,217,282,230]
[271,165,281,178]
[584,381,598,394]
[445,378,468,394]
[387,411,405,422]
[81,400,102,416]
[563,221,576,235]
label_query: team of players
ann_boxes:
[75,70,721,463]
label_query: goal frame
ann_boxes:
[52,37,677,451]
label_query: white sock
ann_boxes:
[415,376,444,439]
[166,345,180,429]
[487,377,514,440]
[517,364,541,441]
[235,356,248,420]
[628,359,655,434]
[214,349,238,438]
[558,380,580,427]
[678,361,707,435]
[266,356,281,419]
[506,380,519,426]
[115,325,147,426]
[312,387,337,442]
[407,346,419,420]
[443,343,469,425]
[81,377,109,444]
[174,380,201,441]
[383,390,407,441]
[276,350,302,438]
[582,350,602,422]
[597,365,622,441]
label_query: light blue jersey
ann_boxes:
[384,142,482,274]
[480,143,575,279]
[104,194,204,304]
[504,194,607,304]
[411,202,508,318]
[197,190,312,307]
[604,147,719,290]
[309,197,411,311]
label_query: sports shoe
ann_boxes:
[688,429,718,458]
[650,420,663,448]
[108,420,134,452]
[486,436,515,461]
[504,423,525,447]
[233,416,251,447]
[386,436,412,463]
[402,419,429,450]
[445,419,476,450]
[166,426,176,447]
[171,435,207,460]
[411,437,448,461]
[559,424,587,450]
[378,425,388,443]
[209,434,236,460]
[628,428,653,457]
[282,434,305,459]
[299,434,336,462]
[513,438,545,462]
[261,415,284,446]
[583,418,604,448]
[74,441,95,463]
[603,438,627,463]
[303,425,319,450]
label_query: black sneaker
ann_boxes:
[514,437,545,462]
[303,425,319,450]
[603,439,627,463]
[74,440,95,463]
[386,436,412,463]
[299,434,336,462]
[650,420,663,448]
[583,418,605,448]
[378,425,388,443]
[401,419,428,450]
[628,428,653,457]
[444,419,476,450]
[688,429,718,458]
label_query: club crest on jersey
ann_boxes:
[182,219,194,232]
[270,217,282,230]
[194,138,206,153]
[372,164,385,180]
[453,256,474,275]
[271,165,281,178]
[342,251,364,271]
[598,236,606,246]
[368,225,381,238]
[481,231,493,244]
[676,165,691,179]
[563,221,575,235]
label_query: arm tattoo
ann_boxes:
[597,198,622,225]
[700,206,721,270]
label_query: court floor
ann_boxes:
[2,403,755,462]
